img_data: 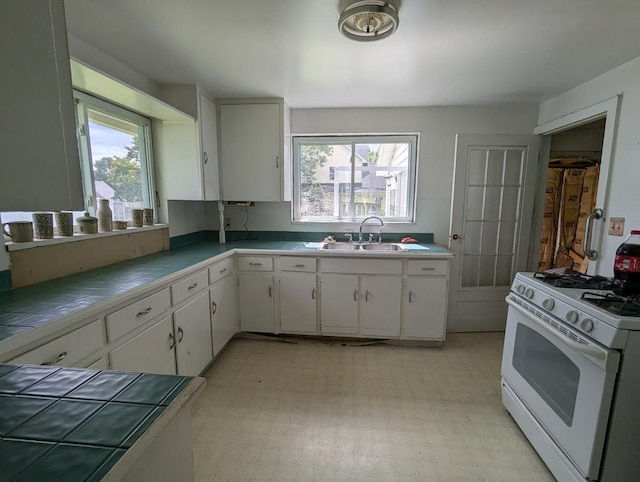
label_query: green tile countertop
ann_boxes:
[0,240,451,344]
[0,363,194,481]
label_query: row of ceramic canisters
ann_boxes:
[2,206,154,243]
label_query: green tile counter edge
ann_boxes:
[0,363,204,482]
[0,239,451,346]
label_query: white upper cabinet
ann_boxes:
[218,99,290,202]
[0,0,84,211]
[155,85,220,201]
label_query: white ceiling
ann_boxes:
[63,0,640,108]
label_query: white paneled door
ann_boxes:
[448,134,539,332]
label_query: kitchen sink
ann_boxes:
[360,243,406,251]
[317,242,407,251]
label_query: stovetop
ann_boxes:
[533,270,614,290]
[511,272,640,348]
[581,292,640,316]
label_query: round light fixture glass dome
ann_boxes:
[338,1,399,42]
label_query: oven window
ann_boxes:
[513,324,580,426]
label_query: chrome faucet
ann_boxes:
[358,216,384,243]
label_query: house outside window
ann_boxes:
[293,135,418,222]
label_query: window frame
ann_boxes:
[292,134,418,223]
[74,90,156,217]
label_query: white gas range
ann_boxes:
[501,271,640,482]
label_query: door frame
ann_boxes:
[531,96,620,275]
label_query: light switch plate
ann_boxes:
[609,217,625,236]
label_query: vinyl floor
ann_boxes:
[191,333,554,481]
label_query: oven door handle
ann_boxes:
[506,296,606,361]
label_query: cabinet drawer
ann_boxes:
[106,288,171,342]
[280,256,316,272]
[407,259,449,276]
[321,258,402,275]
[10,319,105,367]
[209,258,233,284]
[238,256,273,272]
[171,269,208,305]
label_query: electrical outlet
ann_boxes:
[224,217,232,229]
[609,217,625,236]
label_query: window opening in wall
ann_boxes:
[293,135,417,222]
[75,91,155,222]
[1,93,155,233]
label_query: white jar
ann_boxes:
[97,199,113,232]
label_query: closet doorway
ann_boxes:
[537,119,605,274]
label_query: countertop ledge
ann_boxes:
[0,240,452,356]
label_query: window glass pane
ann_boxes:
[504,150,524,185]
[486,150,504,185]
[462,255,479,288]
[495,255,514,286]
[481,222,498,254]
[483,187,502,220]
[466,187,484,221]
[467,149,486,185]
[501,187,521,221]
[464,221,482,255]
[498,221,517,255]
[479,255,496,286]
[294,136,415,222]
[87,108,144,220]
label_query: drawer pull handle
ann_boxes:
[365,290,371,302]
[187,282,198,290]
[353,289,358,302]
[212,301,218,315]
[421,267,436,271]
[268,286,272,298]
[311,288,316,300]
[408,291,414,303]
[294,264,305,268]
[219,267,228,274]
[136,307,152,317]
[169,332,175,349]
[177,326,184,342]
[42,351,67,366]
[249,262,263,266]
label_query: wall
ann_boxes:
[538,55,640,276]
[224,105,540,246]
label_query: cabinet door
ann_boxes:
[210,275,237,356]
[360,276,402,337]
[174,291,213,376]
[199,93,220,200]
[404,277,448,339]
[320,274,358,334]
[239,274,275,333]
[219,103,281,201]
[110,316,176,375]
[0,0,83,211]
[280,272,317,334]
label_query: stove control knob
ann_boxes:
[542,298,555,311]
[566,311,579,324]
[516,284,525,295]
[524,288,534,299]
[581,318,595,333]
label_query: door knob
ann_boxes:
[452,234,460,240]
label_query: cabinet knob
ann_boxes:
[353,289,358,302]
[275,155,280,168]
[169,332,176,349]
[188,282,198,290]
[268,285,272,298]
[311,288,316,300]
[136,307,152,317]
[177,326,184,343]
[212,301,218,315]
[408,291,414,303]
[365,290,371,302]
[203,151,209,164]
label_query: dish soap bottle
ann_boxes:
[97,199,113,232]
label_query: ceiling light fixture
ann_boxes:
[338,1,400,42]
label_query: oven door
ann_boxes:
[502,295,620,479]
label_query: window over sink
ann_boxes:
[292,135,418,223]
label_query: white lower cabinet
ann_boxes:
[210,274,237,356]
[239,274,275,333]
[173,291,213,376]
[320,274,359,334]
[360,276,402,337]
[403,277,448,339]
[280,271,317,334]
[110,316,176,375]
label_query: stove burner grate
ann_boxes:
[581,292,640,316]
[534,271,614,290]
